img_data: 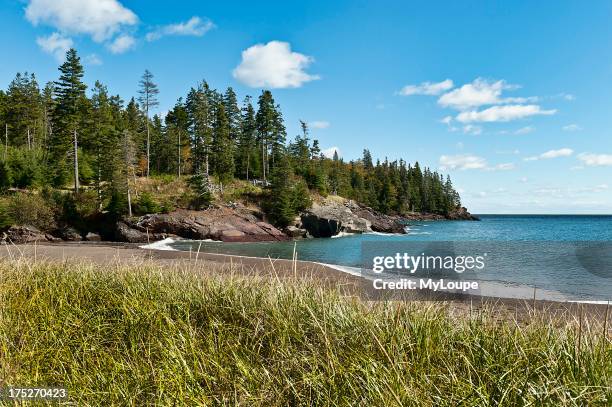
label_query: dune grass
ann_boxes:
[0,258,610,406]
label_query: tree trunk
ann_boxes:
[178,130,181,178]
[127,181,132,217]
[73,128,79,193]
[146,113,150,178]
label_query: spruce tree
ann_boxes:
[51,48,87,191]
[137,69,159,177]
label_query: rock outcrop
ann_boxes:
[446,206,479,221]
[1,225,59,244]
[299,198,405,237]
[116,206,289,243]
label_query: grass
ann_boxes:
[0,258,610,406]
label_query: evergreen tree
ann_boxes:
[236,96,258,179]
[51,48,87,191]
[137,69,159,177]
[211,102,234,184]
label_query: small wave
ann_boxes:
[367,231,406,236]
[315,262,362,277]
[406,231,432,235]
[331,232,356,238]
[140,237,178,251]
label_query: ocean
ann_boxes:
[152,215,612,302]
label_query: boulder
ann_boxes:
[56,226,82,241]
[300,201,373,238]
[284,225,308,238]
[1,225,54,244]
[85,232,102,241]
[115,221,151,243]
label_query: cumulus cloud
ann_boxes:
[439,154,487,170]
[36,32,72,61]
[562,124,581,132]
[398,79,453,96]
[25,0,137,42]
[524,148,574,161]
[456,105,556,123]
[146,16,214,41]
[107,34,136,54]
[322,146,340,159]
[577,153,612,167]
[232,41,319,88]
[309,121,330,129]
[439,154,516,171]
[438,78,519,110]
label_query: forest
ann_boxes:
[0,49,461,229]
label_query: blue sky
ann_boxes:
[2,0,612,213]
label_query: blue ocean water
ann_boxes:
[165,215,612,301]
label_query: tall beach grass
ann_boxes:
[0,258,610,406]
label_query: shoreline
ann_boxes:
[1,242,610,322]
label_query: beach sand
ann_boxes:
[1,242,609,325]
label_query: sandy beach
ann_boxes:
[1,242,609,325]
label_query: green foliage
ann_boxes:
[0,48,465,221]
[187,172,213,210]
[0,199,13,228]
[4,193,55,230]
[0,160,12,191]
[134,192,161,215]
[265,158,312,227]
[1,261,609,405]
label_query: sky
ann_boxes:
[1,0,612,214]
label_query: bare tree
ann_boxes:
[137,70,159,178]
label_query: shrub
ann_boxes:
[5,193,55,231]
[0,160,12,191]
[134,192,161,215]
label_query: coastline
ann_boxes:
[1,242,609,323]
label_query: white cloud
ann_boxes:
[456,104,556,123]
[514,126,534,135]
[232,41,319,88]
[439,154,487,170]
[398,79,453,96]
[437,78,516,110]
[322,146,340,159]
[25,0,137,42]
[524,148,574,161]
[84,53,102,65]
[440,116,453,125]
[519,177,529,183]
[36,32,72,61]
[493,163,515,171]
[146,16,214,41]
[309,121,330,129]
[577,153,612,167]
[107,34,135,54]
[462,125,482,135]
[562,124,581,132]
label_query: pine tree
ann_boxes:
[137,69,159,178]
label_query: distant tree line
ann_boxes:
[0,49,461,226]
